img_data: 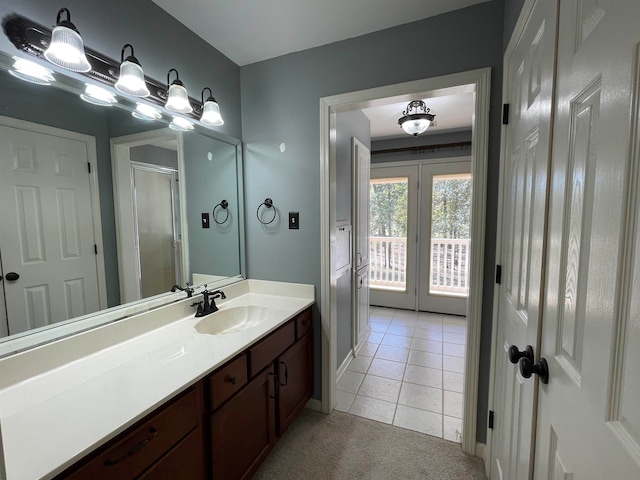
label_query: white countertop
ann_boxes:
[0,280,314,480]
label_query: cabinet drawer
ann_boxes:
[62,388,200,480]
[295,308,312,339]
[249,321,295,377]
[138,427,205,479]
[209,353,248,410]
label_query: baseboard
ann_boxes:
[353,328,371,356]
[305,398,322,412]
[336,353,352,381]
[475,442,486,459]
[476,442,489,477]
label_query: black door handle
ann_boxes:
[5,272,19,282]
[519,357,549,384]
[508,345,534,364]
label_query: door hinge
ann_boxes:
[502,103,510,125]
[94,244,98,255]
[495,265,502,284]
[87,162,91,174]
[488,410,495,429]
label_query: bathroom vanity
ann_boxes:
[0,279,315,480]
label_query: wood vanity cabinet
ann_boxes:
[56,385,206,480]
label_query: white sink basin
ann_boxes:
[195,305,288,335]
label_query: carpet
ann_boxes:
[252,409,487,479]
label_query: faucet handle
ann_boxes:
[210,290,226,299]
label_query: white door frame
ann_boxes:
[0,115,108,329]
[320,67,491,456]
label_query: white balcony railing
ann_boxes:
[369,236,470,297]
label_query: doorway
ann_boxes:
[320,68,491,455]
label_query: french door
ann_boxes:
[369,160,471,315]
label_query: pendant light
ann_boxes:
[114,44,150,97]
[165,68,193,114]
[199,87,224,126]
[43,8,91,73]
[398,100,435,137]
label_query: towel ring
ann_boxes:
[213,199,230,224]
[256,198,276,225]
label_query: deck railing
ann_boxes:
[369,236,470,296]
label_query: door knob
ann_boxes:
[508,345,534,365]
[5,272,19,282]
[519,357,549,384]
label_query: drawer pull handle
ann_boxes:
[104,427,158,466]
[280,361,289,387]
[226,375,237,385]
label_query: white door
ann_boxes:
[369,165,419,310]
[418,161,471,315]
[533,1,640,477]
[0,124,101,335]
[490,0,558,478]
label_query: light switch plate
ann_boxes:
[289,212,299,229]
[202,212,210,228]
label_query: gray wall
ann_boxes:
[503,0,527,50]
[372,130,473,164]
[335,110,370,368]
[130,145,178,170]
[241,0,505,443]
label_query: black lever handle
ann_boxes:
[508,345,534,365]
[5,272,19,282]
[519,357,549,384]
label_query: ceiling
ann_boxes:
[151,0,481,140]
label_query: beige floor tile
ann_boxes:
[337,370,365,394]
[370,322,389,333]
[393,405,443,437]
[349,395,396,424]
[411,338,443,354]
[386,324,415,337]
[357,374,402,403]
[366,331,384,344]
[443,415,463,443]
[443,370,464,393]
[398,382,442,413]
[375,344,410,363]
[347,355,373,374]
[335,390,356,412]
[443,342,466,357]
[393,309,419,320]
[381,333,413,349]
[443,331,467,345]
[368,358,406,380]
[443,355,465,373]
[404,364,443,388]
[416,317,443,332]
[443,391,464,418]
[359,342,379,357]
[413,327,443,341]
[408,350,443,369]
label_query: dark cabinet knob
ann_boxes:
[5,272,19,282]
[519,357,549,384]
[508,345,534,364]
[227,375,237,385]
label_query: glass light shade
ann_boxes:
[10,57,55,85]
[200,99,224,126]
[115,60,150,97]
[44,25,91,72]
[132,103,162,120]
[169,116,194,131]
[80,84,117,106]
[400,116,431,136]
[165,83,193,114]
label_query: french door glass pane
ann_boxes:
[429,173,471,297]
[369,177,408,291]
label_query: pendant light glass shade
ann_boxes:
[165,69,192,114]
[132,103,162,120]
[169,116,194,131]
[43,8,91,73]
[199,87,224,126]
[115,44,150,97]
[10,57,55,85]
[80,84,117,106]
[398,100,435,137]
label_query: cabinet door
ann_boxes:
[277,333,313,435]
[139,427,205,480]
[211,367,277,480]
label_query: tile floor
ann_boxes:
[335,306,467,443]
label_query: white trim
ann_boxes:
[336,352,353,381]
[305,398,322,412]
[319,68,492,455]
[485,1,536,474]
[0,115,107,312]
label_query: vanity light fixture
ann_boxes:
[80,83,117,106]
[165,68,193,114]
[169,116,194,131]
[398,100,436,137]
[9,56,55,85]
[132,103,162,120]
[114,44,150,97]
[199,87,224,126]
[43,8,91,73]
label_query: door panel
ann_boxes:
[490,1,558,478]
[534,1,640,477]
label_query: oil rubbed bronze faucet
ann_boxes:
[191,286,226,317]
[170,284,194,298]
